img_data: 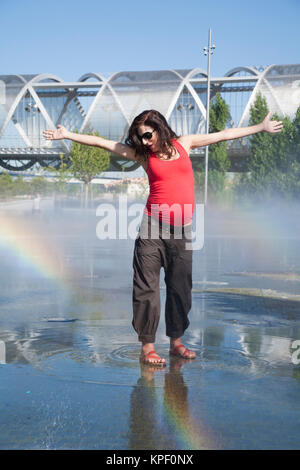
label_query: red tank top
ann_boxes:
[145,139,195,226]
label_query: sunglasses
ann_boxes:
[137,129,156,141]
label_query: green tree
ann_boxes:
[268,113,296,199]
[47,154,72,195]
[194,93,231,202]
[209,92,231,173]
[289,106,300,198]
[236,93,300,201]
[293,106,300,156]
[0,173,14,198]
[235,93,277,200]
[248,93,274,186]
[30,175,51,196]
[13,174,28,196]
[69,131,110,207]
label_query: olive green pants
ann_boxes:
[132,215,193,343]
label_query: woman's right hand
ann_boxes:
[43,125,69,141]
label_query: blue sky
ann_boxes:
[0,0,299,80]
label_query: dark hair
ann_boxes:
[125,109,178,162]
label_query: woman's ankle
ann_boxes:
[142,342,155,353]
[170,337,182,348]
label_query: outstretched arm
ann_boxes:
[180,112,283,151]
[42,125,137,161]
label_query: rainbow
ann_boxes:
[0,210,70,285]
[163,401,212,449]
[162,372,216,450]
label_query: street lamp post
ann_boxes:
[203,28,215,205]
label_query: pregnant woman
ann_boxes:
[43,109,282,366]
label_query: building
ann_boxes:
[0,64,299,173]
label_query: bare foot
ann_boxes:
[169,341,196,359]
[140,344,166,367]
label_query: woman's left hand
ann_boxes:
[262,112,283,133]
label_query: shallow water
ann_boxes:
[0,198,300,450]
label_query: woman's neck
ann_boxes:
[155,141,177,159]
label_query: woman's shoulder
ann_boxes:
[172,136,191,156]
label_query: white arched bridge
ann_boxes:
[0,64,299,172]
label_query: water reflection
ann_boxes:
[0,298,300,450]
[1,201,300,449]
[162,357,216,449]
[129,357,216,450]
[0,325,73,366]
[129,366,165,450]
[0,312,299,373]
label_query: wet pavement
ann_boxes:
[0,197,300,449]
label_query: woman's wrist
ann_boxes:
[64,129,73,140]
